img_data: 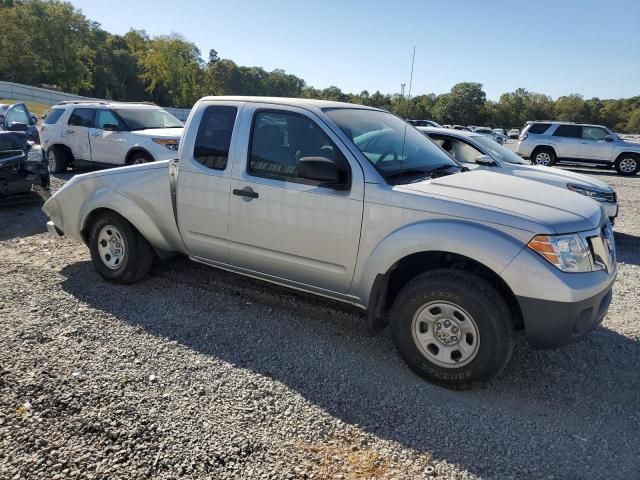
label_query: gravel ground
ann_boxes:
[1,167,639,480]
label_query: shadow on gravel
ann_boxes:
[59,258,640,479]
[614,231,640,266]
[0,198,47,241]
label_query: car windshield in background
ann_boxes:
[115,108,183,130]
[473,134,528,164]
[323,108,460,182]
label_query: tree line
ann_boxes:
[1,0,639,132]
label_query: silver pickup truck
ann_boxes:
[43,97,617,388]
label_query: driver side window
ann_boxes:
[6,105,29,125]
[95,110,122,130]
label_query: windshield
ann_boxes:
[115,108,183,130]
[323,108,460,181]
[473,135,528,164]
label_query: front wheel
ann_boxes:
[614,154,639,176]
[47,147,67,173]
[88,212,153,284]
[391,269,514,389]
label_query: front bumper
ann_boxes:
[517,274,615,349]
[46,220,64,239]
[601,202,618,223]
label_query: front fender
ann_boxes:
[351,219,527,306]
[78,187,177,252]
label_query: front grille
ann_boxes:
[588,223,616,272]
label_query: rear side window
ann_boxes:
[552,125,582,138]
[44,109,65,125]
[68,108,95,127]
[193,105,237,170]
[527,123,551,134]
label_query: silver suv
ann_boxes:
[516,121,640,176]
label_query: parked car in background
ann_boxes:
[452,125,471,131]
[0,102,40,143]
[44,96,617,389]
[0,131,48,199]
[508,128,520,139]
[473,127,506,144]
[493,128,507,136]
[419,127,618,223]
[517,121,640,175]
[407,119,442,128]
[40,101,184,173]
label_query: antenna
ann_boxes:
[407,46,416,100]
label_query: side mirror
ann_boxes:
[475,154,497,166]
[103,123,119,131]
[30,114,38,125]
[297,156,342,187]
[604,135,614,142]
[7,122,29,132]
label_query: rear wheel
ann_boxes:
[532,148,556,166]
[614,154,639,176]
[47,147,67,173]
[391,269,514,389]
[88,212,153,284]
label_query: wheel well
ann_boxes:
[615,151,640,161]
[370,251,524,333]
[49,144,74,162]
[531,145,556,157]
[81,207,114,244]
[126,148,153,165]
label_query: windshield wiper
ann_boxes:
[428,163,458,173]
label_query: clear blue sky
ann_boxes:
[71,0,640,100]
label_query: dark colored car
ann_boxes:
[0,131,49,199]
[0,102,40,143]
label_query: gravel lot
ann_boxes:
[1,164,639,480]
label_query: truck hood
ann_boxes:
[507,164,614,192]
[131,128,183,139]
[396,170,603,234]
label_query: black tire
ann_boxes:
[614,154,640,176]
[390,269,514,389]
[128,152,153,165]
[531,147,556,166]
[88,211,153,284]
[47,146,67,173]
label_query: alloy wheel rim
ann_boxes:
[47,151,56,170]
[535,152,551,165]
[97,225,126,270]
[411,301,480,368]
[619,158,637,173]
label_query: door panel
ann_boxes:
[176,104,239,262]
[89,110,129,164]
[580,127,614,160]
[229,178,363,292]
[65,108,94,160]
[227,107,364,294]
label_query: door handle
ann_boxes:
[233,187,259,199]
[66,129,75,134]
[90,132,100,137]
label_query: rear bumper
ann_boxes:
[517,272,615,349]
[46,220,64,238]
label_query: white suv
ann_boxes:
[40,101,184,173]
[516,121,640,176]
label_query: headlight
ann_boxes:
[152,138,179,151]
[528,234,592,272]
[26,144,44,163]
[567,184,615,203]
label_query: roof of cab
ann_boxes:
[198,96,381,111]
